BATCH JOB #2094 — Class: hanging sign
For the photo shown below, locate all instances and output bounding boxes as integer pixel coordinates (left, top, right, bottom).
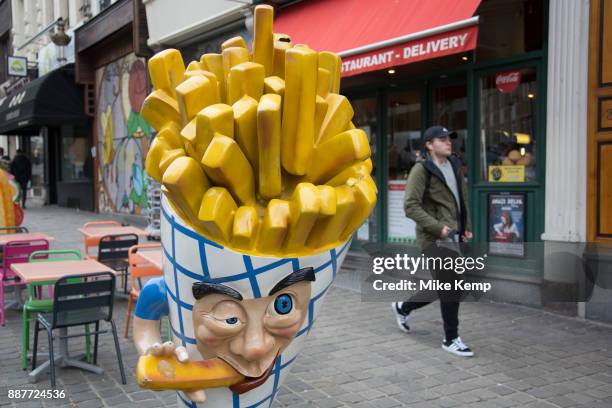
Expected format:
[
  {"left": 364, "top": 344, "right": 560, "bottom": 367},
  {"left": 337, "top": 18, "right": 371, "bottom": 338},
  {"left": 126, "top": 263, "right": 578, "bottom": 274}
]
[{"left": 495, "top": 71, "right": 521, "bottom": 93}]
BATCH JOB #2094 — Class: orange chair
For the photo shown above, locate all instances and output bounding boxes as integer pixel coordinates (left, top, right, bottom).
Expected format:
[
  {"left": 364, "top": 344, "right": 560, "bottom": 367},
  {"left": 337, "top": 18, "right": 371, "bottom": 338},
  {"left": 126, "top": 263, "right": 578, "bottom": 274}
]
[
  {"left": 82, "top": 221, "right": 121, "bottom": 259},
  {"left": 124, "top": 243, "right": 162, "bottom": 338}
]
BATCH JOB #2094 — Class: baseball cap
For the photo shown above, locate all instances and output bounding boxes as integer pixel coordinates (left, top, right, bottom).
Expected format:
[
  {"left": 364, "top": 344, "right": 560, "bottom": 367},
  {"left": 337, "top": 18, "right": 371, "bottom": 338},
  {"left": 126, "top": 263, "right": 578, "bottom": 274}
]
[{"left": 422, "top": 126, "right": 458, "bottom": 143}]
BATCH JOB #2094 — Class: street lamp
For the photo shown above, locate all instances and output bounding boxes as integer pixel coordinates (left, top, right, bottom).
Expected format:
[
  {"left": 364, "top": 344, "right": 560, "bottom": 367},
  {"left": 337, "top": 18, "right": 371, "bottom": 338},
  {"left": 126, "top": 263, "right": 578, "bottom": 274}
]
[{"left": 49, "top": 18, "right": 71, "bottom": 64}]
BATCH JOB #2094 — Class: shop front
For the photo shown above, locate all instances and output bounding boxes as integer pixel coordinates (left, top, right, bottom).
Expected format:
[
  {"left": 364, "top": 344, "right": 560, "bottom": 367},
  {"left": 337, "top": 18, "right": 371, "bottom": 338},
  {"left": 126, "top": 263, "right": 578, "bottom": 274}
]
[
  {"left": 275, "top": 0, "right": 548, "bottom": 293},
  {"left": 75, "top": 0, "right": 153, "bottom": 216},
  {"left": 0, "top": 65, "right": 92, "bottom": 210}
]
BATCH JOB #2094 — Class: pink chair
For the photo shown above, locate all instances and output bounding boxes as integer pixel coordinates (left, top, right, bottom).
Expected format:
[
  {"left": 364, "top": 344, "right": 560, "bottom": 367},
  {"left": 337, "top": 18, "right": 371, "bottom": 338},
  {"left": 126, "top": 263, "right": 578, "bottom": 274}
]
[{"left": 1, "top": 239, "right": 49, "bottom": 325}]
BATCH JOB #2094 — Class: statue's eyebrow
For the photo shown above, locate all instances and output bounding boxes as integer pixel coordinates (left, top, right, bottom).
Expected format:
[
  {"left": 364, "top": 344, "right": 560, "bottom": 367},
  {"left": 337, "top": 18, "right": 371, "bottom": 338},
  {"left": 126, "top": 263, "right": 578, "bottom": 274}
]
[
  {"left": 192, "top": 282, "right": 243, "bottom": 301},
  {"left": 268, "top": 267, "right": 315, "bottom": 296}
]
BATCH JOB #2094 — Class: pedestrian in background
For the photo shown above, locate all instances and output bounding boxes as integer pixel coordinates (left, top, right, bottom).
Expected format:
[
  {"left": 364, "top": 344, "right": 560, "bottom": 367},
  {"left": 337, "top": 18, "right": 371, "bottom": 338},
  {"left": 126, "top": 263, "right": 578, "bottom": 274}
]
[
  {"left": 391, "top": 126, "right": 474, "bottom": 357},
  {"left": 10, "top": 149, "right": 32, "bottom": 209}
]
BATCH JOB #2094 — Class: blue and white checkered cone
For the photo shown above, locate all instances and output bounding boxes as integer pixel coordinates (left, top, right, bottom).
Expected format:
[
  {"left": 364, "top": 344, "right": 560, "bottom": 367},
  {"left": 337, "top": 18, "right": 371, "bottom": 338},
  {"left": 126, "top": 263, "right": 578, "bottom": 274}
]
[{"left": 160, "top": 195, "right": 350, "bottom": 408}]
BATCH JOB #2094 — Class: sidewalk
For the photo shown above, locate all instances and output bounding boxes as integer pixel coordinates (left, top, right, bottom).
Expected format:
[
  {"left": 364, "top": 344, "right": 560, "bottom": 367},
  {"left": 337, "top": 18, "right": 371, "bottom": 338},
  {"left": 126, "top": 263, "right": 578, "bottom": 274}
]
[{"left": 0, "top": 206, "right": 611, "bottom": 407}]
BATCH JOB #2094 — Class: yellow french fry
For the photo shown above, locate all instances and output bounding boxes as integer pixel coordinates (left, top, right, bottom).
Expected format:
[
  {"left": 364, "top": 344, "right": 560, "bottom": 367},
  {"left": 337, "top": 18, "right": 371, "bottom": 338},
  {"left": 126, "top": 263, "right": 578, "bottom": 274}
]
[
  {"left": 317, "top": 68, "right": 331, "bottom": 98},
  {"left": 140, "top": 89, "right": 181, "bottom": 132},
  {"left": 232, "top": 206, "right": 259, "bottom": 250},
  {"left": 183, "top": 70, "right": 221, "bottom": 99},
  {"left": 281, "top": 47, "right": 317, "bottom": 175},
  {"left": 263, "top": 76, "right": 285, "bottom": 99},
  {"left": 308, "top": 185, "right": 354, "bottom": 248},
  {"left": 273, "top": 33, "right": 292, "bottom": 78},
  {"left": 318, "top": 51, "right": 341, "bottom": 94},
  {"left": 156, "top": 122, "right": 183, "bottom": 150},
  {"left": 252, "top": 5, "right": 274, "bottom": 76},
  {"left": 159, "top": 148, "right": 186, "bottom": 177},
  {"left": 200, "top": 53, "right": 226, "bottom": 103},
  {"left": 317, "top": 94, "right": 354, "bottom": 144},
  {"left": 175, "top": 76, "right": 219, "bottom": 126},
  {"left": 222, "top": 36, "right": 248, "bottom": 50},
  {"left": 306, "top": 129, "right": 371, "bottom": 184},
  {"left": 198, "top": 187, "right": 237, "bottom": 242},
  {"left": 285, "top": 183, "right": 320, "bottom": 252},
  {"left": 145, "top": 137, "right": 171, "bottom": 183},
  {"left": 227, "top": 62, "right": 265, "bottom": 105},
  {"left": 195, "top": 103, "right": 235, "bottom": 157},
  {"left": 346, "top": 121, "right": 356, "bottom": 130},
  {"left": 222, "top": 47, "right": 249, "bottom": 84},
  {"left": 148, "top": 49, "right": 185, "bottom": 98},
  {"left": 314, "top": 96, "right": 328, "bottom": 140},
  {"left": 180, "top": 118, "right": 198, "bottom": 157},
  {"left": 325, "top": 160, "right": 371, "bottom": 187},
  {"left": 341, "top": 176, "right": 377, "bottom": 239},
  {"left": 186, "top": 61, "right": 205, "bottom": 72},
  {"left": 232, "top": 96, "right": 259, "bottom": 169},
  {"left": 201, "top": 135, "right": 256, "bottom": 206},
  {"left": 162, "top": 156, "right": 211, "bottom": 227},
  {"left": 257, "top": 199, "right": 290, "bottom": 253},
  {"left": 257, "top": 94, "right": 282, "bottom": 200}
]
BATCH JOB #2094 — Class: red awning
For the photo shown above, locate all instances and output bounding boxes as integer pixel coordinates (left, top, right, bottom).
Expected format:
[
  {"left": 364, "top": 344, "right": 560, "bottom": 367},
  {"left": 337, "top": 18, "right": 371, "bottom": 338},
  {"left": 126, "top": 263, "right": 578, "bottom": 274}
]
[{"left": 274, "top": 0, "right": 482, "bottom": 77}]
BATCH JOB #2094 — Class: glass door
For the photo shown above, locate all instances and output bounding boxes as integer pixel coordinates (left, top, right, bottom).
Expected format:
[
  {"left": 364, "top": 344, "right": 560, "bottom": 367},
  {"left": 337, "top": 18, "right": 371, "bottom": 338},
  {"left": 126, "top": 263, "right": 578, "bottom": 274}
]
[{"left": 386, "top": 89, "right": 422, "bottom": 243}]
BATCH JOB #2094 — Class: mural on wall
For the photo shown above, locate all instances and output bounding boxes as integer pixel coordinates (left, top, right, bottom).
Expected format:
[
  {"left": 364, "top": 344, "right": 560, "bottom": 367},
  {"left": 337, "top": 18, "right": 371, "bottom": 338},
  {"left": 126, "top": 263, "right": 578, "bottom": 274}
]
[{"left": 96, "top": 53, "right": 152, "bottom": 214}]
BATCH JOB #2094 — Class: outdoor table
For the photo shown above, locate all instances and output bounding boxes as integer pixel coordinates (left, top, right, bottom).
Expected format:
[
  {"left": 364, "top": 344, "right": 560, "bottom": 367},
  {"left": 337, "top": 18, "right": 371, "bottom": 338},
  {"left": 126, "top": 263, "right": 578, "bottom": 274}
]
[
  {"left": 0, "top": 233, "right": 54, "bottom": 245},
  {"left": 78, "top": 225, "right": 147, "bottom": 245},
  {"left": 138, "top": 249, "right": 163, "bottom": 270},
  {"left": 10, "top": 260, "right": 115, "bottom": 383}
]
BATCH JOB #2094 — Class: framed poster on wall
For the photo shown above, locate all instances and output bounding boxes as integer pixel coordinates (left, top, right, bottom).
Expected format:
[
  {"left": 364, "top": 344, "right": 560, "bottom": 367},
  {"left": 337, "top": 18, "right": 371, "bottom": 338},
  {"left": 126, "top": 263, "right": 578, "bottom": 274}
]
[{"left": 488, "top": 192, "right": 525, "bottom": 257}]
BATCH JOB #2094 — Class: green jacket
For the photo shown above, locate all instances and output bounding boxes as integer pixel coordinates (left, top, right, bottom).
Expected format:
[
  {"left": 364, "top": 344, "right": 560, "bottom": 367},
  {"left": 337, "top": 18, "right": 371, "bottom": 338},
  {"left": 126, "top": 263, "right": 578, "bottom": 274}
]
[{"left": 404, "top": 155, "right": 471, "bottom": 250}]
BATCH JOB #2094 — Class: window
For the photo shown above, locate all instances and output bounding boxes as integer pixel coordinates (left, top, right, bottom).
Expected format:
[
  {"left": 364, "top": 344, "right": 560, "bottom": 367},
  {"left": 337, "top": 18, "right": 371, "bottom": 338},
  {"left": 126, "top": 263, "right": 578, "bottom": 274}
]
[
  {"left": 479, "top": 66, "right": 537, "bottom": 182},
  {"left": 60, "top": 127, "right": 90, "bottom": 181}
]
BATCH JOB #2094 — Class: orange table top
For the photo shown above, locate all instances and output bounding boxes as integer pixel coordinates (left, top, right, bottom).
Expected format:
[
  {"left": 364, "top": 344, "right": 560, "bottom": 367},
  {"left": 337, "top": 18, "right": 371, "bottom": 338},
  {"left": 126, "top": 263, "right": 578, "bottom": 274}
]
[
  {"left": 0, "top": 232, "right": 54, "bottom": 245},
  {"left": 78, "top": 226, "right": 147, "bottom": 240},
  {"left": 138, "top": 250, "right": 163, "bottom": 270},
  {"left": 10, "top": 259, "right": 116, "bottom": 284}
]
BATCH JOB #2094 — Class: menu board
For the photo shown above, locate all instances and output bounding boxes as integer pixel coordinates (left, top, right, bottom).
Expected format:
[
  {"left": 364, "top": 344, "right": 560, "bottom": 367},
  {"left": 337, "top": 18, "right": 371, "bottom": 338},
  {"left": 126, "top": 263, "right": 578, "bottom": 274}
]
[{"left": 387, "top": 180, "right": 416, "bottom": 243}]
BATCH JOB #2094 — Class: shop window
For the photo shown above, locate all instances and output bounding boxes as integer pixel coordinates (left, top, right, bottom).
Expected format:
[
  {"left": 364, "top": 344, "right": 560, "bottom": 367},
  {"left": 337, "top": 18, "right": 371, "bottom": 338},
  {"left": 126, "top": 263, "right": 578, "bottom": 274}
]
[
  {"left": 387, "top": 90, "right": 421, "bottom": 243},
  {"left": 351, "top": 96, "right": 378, "bottom": 242},
  {"left": 475, "top": 0, "right": 545, "bottom": 62},
  {"left": 479, "top": 67, "right": 537, "bottom": 182},
  {"left": 61, "top": 127, "right": 90, "bottom": 181},
  {"left": 432, "top": 82, "right": 468, "bottom": 177}
]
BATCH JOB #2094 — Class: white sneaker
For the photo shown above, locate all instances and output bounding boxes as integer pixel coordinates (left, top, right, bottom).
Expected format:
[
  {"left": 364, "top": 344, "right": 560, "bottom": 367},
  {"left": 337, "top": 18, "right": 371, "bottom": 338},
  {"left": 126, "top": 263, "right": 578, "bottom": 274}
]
[
  {"left": 442, "top": 336, "right": 474, "bottom": 357},
  {"left": 391, "top": 302, "right": 410, "bottom": 333}
]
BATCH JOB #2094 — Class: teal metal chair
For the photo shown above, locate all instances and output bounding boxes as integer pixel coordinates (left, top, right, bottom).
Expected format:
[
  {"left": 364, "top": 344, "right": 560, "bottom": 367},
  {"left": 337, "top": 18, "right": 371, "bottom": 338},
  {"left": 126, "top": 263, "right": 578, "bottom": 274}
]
[{"left": 21, "top": 250, "right": 91, "bottom": 369}]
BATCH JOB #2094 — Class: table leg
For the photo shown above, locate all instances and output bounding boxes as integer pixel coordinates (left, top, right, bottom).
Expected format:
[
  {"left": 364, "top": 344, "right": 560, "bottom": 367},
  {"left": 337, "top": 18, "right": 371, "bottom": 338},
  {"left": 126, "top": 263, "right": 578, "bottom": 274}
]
[{"left": 58, "top": 328, "right": 104, "bottom": 374}]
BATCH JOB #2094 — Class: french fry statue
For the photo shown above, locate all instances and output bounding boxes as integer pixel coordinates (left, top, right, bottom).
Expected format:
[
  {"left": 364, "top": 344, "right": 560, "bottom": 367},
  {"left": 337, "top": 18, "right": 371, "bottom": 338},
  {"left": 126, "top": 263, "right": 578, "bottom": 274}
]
[{"left": 134, "top": 5, "right": 377, "bottom": 407}]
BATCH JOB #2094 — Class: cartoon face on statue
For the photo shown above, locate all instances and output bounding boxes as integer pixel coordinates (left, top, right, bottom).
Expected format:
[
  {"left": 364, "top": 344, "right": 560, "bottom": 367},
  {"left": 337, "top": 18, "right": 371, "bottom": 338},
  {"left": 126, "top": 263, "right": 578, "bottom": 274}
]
[{"left": 133, "top": 4, "right": 376, "bottom": 408}]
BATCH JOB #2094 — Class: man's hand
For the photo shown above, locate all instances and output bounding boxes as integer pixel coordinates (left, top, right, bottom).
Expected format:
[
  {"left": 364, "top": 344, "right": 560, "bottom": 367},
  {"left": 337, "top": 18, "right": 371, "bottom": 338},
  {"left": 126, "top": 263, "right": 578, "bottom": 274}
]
[
  {"left": 462, "top": 230, "right": 473, "bottom": 241},
  {"left": 146, "top": 341, "right": 207, "bottom": 403},
  {"left": 440, "top": 225, "right": 451, "bottom": 238}
]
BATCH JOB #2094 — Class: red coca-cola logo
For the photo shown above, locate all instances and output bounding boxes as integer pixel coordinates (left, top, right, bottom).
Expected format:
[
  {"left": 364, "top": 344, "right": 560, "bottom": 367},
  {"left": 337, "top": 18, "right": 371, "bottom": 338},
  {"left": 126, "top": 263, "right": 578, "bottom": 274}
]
[{"left": 495, "top": 71, "right": 521, "bottom": 93}]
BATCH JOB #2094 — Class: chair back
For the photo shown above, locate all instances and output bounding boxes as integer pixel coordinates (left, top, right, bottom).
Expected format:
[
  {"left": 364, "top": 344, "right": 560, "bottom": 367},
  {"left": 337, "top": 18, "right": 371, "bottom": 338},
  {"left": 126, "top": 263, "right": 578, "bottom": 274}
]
[
  {"left": 128, "top": 244, "right": 162, "bottom": 290},
  {"left": 98, "top": 234, "right": 139, "bottom": 263},
  {"left": 82, "top": 221, "right": 121, "bottom": 257},
  {"left": 0, "top": 226, "right": 29, "bottom": 234},
  {"left": 2, "top": 239, "right": 49, "bottom": 281},
  {"left": 52, "top": 272, "right": 115, "bottom": 328},
  {"left": 29, "top": 249, "right": 83, "bottom": 263}
]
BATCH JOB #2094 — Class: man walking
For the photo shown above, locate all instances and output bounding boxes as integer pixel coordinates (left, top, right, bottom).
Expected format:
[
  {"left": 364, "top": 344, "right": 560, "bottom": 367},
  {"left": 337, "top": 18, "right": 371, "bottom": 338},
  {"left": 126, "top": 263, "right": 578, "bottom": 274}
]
[
  {"left": 391, "top": 126, "right": 474, "bottom": 357},
  {"left": 10, "top": 149, "right": 32, "bottom": 209}
]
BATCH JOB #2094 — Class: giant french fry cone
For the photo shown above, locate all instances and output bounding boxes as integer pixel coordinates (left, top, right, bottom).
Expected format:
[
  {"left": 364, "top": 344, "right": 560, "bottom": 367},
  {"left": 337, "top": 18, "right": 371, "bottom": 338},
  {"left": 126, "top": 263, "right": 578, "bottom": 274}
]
[{"left": 137, "top": 5, "right": 376, "bottom": 408}]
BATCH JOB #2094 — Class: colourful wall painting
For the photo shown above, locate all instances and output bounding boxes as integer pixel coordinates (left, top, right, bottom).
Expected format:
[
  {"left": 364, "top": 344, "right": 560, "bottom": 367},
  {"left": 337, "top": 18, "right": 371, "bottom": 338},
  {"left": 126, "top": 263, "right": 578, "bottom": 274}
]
[{"left": 96, "top": 53, "right": 152, "bottom": 214}]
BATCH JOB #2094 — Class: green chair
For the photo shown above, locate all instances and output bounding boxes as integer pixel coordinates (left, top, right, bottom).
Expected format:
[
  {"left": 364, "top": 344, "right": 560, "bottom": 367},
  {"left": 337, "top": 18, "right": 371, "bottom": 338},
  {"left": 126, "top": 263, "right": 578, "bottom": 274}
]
[{"left": 22, "top": 250, "right": 91, "bottom": 369}]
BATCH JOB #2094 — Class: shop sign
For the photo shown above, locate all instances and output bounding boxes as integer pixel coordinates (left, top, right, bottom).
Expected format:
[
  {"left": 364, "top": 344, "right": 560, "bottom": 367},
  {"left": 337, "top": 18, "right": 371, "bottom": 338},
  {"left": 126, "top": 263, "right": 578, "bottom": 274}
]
[
  {"left": 387, "top": 179, "right": 416, "bottom": 243},
  {"left": 7, "top": 56, "right": 27, "bottom": 77},
  {"left": 488, "top": 193, "right": 525, "bottom": 257},
  {"left": 488, "top": 165, "right": 525, "bottom": 182},
  {"left": 495, "top": 71, "right": 521, "bottom": 93},
  {"left": 340, "top": 24, "right": 478, "bottom": 77}
]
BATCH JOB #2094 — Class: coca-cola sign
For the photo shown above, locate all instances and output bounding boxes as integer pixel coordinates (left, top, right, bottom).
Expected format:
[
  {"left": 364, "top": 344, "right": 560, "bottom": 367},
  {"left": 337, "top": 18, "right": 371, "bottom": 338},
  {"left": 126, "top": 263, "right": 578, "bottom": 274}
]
[{"left": 495, "top": 71, "right": 521, "bottom": 93}]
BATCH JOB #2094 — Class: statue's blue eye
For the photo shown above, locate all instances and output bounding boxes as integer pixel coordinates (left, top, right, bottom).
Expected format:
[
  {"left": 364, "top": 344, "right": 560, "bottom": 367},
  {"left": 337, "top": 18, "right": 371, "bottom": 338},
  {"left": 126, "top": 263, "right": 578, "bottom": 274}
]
[
  {"left": 226, "top": 317, "right": 238, "bottom": 325},
  {"left": 274, "top": 294, "right": 293, "bottom": 315}
]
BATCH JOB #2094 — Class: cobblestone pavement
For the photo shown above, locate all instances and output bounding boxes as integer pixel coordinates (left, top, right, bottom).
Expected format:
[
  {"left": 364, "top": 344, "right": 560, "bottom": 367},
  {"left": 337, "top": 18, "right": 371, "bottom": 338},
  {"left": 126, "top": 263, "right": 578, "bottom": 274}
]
[{"left": 1, "top": 206, "right": 611, "bottom": 407}]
